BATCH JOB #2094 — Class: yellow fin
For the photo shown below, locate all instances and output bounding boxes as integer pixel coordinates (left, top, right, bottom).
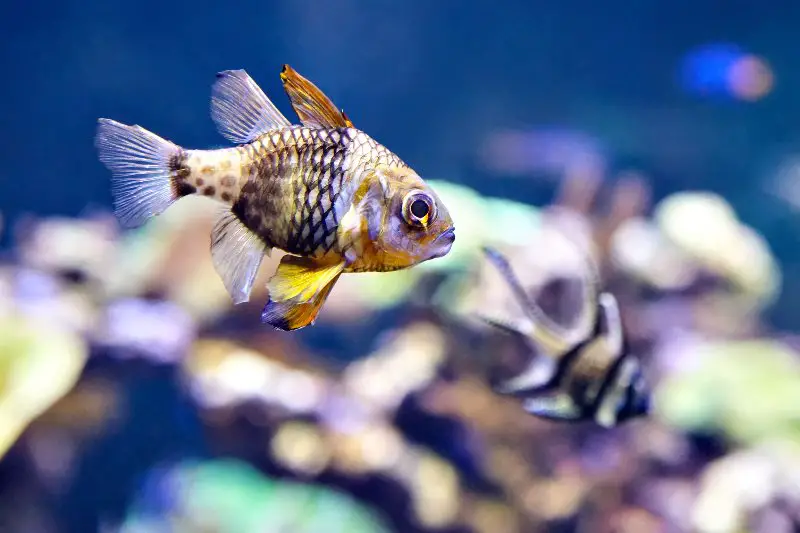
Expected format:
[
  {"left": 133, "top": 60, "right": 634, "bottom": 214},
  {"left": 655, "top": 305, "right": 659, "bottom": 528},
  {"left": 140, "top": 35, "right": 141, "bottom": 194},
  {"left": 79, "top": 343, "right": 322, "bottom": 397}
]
[
  {"left": 261, "top": 272, "right": 341, "bottom": 331},
  {"left": 266, "top": 255, "right": 345, "bottom": 303},
  {"left": 280, "top": 64, "right": 353, "bottom": 128}
]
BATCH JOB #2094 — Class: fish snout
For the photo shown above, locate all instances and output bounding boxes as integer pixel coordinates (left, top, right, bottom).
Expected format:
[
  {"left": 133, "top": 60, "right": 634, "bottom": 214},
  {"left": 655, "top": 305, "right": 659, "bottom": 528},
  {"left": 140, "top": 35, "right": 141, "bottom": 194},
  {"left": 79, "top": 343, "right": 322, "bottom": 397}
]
[
  {"left": 439, "top": 227, "right": 456, "bottom": 245},
  {"left": 429, "top": 227, "right": 455, "bottom": 259}
]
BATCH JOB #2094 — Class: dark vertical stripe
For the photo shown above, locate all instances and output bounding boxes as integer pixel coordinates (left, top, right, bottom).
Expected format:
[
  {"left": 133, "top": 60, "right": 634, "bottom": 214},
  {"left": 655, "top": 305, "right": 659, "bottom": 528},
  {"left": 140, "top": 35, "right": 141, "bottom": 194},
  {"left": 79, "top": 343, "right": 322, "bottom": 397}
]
[{"left": 587, "top": 348, "right": 629, "bottom": 416}]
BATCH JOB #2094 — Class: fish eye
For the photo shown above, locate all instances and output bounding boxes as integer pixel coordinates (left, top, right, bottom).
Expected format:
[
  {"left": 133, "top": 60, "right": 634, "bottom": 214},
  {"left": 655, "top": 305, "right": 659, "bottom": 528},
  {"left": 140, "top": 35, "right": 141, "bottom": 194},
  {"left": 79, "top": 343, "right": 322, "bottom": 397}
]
[
  {"left": 402, "top": 191, "right": 436, "bottom": 228},
  {"left": 411, "top": 198, "right": 429, "bottom": 218}
]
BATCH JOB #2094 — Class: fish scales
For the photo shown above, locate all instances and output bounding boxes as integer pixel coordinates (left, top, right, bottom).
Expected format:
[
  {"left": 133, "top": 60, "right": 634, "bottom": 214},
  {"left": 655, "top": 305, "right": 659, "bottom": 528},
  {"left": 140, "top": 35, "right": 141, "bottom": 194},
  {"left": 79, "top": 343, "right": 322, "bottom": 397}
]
[
  {"left": 225, "top": 125, "right": 405, "bottom": 258},
  {"left": 220, "top": 125, "right": 346, "bottom": 258},
  {"left": 293, "top": 130, "right": 343, "bottom": 256}
]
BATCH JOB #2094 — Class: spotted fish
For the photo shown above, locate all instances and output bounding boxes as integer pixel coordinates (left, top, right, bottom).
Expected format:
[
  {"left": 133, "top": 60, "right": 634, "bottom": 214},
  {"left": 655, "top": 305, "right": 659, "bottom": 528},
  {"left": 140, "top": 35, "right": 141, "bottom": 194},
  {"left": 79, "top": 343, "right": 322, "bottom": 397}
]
[{"left": 95, "top": 65, "right": 455, "bottom": 330}]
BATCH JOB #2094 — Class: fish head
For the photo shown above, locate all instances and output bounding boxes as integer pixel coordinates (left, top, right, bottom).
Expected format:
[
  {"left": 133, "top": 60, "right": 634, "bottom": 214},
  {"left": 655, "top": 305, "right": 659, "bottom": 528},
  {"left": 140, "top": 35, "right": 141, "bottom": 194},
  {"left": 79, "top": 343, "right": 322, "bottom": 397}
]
[{"left": 363, "top": 167, "right": 455, "bottom": 267}]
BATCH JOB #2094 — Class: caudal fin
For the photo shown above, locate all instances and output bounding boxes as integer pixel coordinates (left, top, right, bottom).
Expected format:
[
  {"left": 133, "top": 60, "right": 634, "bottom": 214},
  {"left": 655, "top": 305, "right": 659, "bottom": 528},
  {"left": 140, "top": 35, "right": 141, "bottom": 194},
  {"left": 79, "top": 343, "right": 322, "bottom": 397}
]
[{"left": 95, "top": 118, "right": 187, "bottom": 228}]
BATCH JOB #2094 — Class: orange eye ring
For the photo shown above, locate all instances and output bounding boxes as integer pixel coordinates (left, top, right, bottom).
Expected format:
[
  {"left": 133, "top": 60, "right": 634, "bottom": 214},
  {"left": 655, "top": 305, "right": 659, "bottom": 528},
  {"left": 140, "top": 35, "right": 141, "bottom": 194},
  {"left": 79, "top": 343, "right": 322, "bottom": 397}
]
[{"left": 402, "top": 191, "right": 436, "bottom": 228}]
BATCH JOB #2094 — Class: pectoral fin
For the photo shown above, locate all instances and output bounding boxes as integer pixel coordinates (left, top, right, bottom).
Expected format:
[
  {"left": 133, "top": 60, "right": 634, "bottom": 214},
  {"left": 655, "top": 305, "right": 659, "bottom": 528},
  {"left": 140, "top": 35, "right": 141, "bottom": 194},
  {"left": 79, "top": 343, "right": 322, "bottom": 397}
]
[
  {"left": 339, "top": 176, "right": 385, "bottom": 261},
  {"left": 262, "top": 272, "right": 342, "bottom": 331}
]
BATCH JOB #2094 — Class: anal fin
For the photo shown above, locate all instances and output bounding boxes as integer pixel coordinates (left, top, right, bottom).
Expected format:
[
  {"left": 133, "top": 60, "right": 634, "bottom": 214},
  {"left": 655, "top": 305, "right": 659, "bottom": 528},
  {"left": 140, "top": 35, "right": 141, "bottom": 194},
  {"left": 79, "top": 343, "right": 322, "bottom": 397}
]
[
  {"left": 261, "top": 273, "right": 341, "bottom": 331},
  {"left": 211, "top": 209, "right": 269, "bottom": 304},
  {"left": 522, "top": 392, "right": 583, "bottom": 422},
  {"left": 260, "top": 255, "right": 346, "bottom": 331}
]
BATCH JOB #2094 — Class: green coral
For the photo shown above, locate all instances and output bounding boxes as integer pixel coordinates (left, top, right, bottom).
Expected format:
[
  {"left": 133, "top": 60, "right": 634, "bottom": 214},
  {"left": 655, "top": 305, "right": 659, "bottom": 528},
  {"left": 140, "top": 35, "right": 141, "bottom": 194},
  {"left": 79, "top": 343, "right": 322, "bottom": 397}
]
[
  {"left": 0, "top": 315, "right": 87, "bottom": 459},
  {"left": 657, "top": 340, "right": 800, "bottom": 445},
  {"left": 120, "top": 459, "right": 391, "bottom": 533}
]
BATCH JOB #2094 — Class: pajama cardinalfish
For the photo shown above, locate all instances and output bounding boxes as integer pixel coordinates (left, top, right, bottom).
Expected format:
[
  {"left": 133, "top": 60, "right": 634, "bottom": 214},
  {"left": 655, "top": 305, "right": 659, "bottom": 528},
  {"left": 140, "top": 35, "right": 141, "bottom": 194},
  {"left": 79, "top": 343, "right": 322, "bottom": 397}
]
[{"left": 95, "top": 65, "right": 455, "bottom": 330}]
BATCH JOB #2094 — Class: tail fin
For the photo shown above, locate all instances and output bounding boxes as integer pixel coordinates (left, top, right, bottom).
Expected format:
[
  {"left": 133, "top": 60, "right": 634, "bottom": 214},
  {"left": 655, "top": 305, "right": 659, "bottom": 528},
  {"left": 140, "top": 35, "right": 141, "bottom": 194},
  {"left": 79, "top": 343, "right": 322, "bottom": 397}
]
[{"left": 95, "top": 118, "right": 188, "bottom": 228}]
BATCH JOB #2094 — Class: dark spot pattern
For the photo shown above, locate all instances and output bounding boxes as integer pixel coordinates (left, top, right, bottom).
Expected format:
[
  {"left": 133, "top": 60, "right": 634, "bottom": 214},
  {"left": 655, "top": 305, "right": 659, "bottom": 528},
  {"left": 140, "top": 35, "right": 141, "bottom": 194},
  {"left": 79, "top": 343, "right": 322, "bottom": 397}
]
[
  {"left": 174, "top": 181, "right": 196, "bottom": 197},
  {"left": 168, "top": 150, "right": 195, "bottom": 197},
  {"left": 167, "top": 152, "right": 187, "bottom": 174},
  {"left": 234, "top": 177, "right": 274, "bottom": 247},
  {"left": 248, "top": 212, "right": 263, "bottom": 232},
  {"left": 203, "top": 186, "right": 216, "bottom": 196},
  {"left": 196, "top": 177, "right": 205, "bottom": 186},
  {"left": 221, "top": 192, "right": 231, "bottom": 202}
]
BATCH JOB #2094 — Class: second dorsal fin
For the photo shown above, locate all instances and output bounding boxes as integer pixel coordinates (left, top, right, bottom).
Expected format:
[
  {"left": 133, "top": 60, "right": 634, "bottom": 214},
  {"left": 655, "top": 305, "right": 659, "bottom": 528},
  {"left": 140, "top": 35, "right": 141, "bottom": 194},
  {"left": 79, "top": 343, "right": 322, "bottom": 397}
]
[
  {"left": 340, "top": 109, "right": 354, "bottom": 128},
  {"left": 280, "top": 64, "right": 353, "bottom": 129},
  {"left": 211, "top": 69, "right": 291, "bottom": 145}
]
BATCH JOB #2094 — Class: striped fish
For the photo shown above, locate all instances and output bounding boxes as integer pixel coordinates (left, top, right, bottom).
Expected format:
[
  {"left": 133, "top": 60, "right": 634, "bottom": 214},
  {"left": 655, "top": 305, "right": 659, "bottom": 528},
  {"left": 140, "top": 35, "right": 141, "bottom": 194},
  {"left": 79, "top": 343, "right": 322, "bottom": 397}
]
[{"left": 478, "top": 238, "right": 650, "bottom": 428}]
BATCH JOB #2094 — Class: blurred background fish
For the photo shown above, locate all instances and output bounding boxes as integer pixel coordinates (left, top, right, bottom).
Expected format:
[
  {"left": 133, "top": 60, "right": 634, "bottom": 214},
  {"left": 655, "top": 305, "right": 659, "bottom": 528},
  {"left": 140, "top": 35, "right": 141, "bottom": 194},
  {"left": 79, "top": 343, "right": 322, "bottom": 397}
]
[
  {"left": 3, "top": 2, "right": 800, "bottom": 533},
  {"left": 478, "top": 232, "right": 650, "bottom": 428}
]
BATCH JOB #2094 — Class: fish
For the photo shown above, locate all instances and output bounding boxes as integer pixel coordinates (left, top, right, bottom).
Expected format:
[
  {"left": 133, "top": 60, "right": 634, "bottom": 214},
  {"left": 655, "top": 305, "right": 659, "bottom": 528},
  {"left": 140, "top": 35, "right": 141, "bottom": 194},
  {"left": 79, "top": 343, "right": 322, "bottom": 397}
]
[
  {"left": 95, "top": 65, "right": 456, "bottom": 331},
  {"left": 477, "top": 242, "right": 650, "bottom": 428}
]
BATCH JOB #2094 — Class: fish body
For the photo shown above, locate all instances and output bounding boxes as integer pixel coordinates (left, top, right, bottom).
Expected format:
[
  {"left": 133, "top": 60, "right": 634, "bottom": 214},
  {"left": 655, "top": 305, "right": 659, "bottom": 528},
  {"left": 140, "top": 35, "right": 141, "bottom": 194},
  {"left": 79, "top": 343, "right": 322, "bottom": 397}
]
[
  {"left": 479, "top": 245, "right": 650, "bottom": 428},
  {"left": 171, "top": 125, "right": 403, "bottom": 262},
  {"left": 96, "top": 66, "right": 455, "bottom": 330}
]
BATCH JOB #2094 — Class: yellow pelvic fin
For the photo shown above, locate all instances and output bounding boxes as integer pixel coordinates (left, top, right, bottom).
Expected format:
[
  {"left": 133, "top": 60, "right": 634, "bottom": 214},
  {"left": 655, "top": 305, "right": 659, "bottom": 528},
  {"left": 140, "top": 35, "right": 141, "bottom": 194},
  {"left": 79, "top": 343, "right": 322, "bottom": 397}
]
[
  {"left": 261, "top": 273, "right": 342, "bottom": 331},
  {"left": 266, "top": 255, "right": 345, "bottom": 303},
  {"left": 280, "top": 64, "right": 353, "bottom": 129}
]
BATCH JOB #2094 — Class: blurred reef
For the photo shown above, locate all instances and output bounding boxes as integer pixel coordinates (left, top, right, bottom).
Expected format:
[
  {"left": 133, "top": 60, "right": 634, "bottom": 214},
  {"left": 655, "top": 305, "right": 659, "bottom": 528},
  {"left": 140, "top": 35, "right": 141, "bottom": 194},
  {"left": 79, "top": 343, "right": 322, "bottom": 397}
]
[
  {"left": 4, "top": 3, "right": 800, "bottom": 530},
  {"left": 0, "top": 171, "right": 798, "bottom": 533}
]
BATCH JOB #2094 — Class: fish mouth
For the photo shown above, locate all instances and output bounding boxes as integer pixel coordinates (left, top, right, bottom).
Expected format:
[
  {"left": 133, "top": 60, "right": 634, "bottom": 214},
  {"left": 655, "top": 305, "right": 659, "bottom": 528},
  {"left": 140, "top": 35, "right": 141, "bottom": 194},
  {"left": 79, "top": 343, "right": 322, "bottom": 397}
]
[{"left": 429, "top": 227, "right": 455, "bottom": 259}]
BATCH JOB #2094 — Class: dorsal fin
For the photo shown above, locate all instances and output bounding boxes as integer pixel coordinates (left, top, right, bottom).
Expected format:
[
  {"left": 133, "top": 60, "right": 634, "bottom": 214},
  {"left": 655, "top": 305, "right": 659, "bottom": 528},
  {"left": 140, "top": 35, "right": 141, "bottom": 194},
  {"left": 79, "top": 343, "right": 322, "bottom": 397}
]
[
  {"left": 481, "top": 218, "right": 601, "bottom": 355},
  {"left": 211, "top": 69, "right": 291, "bottom": 145},
  {"left": 279, "top": 64, "right": 353, "bottom": 128},
  {"left": 341, "top": 109, "right": 354, "bottom": 128},
  {"left": 597, "top": 292, "right": 623, "bottom": 356},
  {"left": 482, "top": 247, "right": 575, "bottom": 355}
]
